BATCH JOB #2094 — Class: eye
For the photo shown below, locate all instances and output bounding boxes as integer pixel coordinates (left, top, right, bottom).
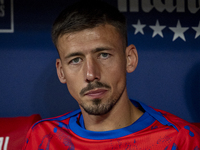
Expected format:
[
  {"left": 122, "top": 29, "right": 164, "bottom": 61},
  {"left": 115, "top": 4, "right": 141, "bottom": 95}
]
[
  {"left": 69, "top": 57, "right": 82, "bottom": 64},
  {"left": 99, "top": 53, "right": 110, "bottom": 59}
]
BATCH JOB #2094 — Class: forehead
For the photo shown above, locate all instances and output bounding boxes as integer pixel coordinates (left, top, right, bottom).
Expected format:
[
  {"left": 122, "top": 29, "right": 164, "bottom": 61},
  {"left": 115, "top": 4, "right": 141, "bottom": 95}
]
[{"left": 57, "top": 24, "right": 124, "bottom": 55}]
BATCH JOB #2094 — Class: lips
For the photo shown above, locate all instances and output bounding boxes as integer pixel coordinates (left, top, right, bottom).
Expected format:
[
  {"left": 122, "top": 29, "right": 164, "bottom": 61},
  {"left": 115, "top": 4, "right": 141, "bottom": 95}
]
[{"left": 84, "top": 89, "right": 108, "bottom": 99}]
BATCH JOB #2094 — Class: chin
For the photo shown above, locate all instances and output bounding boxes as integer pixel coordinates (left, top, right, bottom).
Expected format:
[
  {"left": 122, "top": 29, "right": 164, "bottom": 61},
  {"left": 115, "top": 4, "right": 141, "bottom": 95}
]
[{"left": 80, "top": 98, "right": 118, "bottom": 115}]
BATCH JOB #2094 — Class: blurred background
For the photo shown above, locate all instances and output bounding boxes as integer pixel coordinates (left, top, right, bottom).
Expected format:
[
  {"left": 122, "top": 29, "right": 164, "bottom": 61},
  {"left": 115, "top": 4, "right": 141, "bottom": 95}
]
[{"left": 0, "top": 0, "right": 200, "bottom": 122}]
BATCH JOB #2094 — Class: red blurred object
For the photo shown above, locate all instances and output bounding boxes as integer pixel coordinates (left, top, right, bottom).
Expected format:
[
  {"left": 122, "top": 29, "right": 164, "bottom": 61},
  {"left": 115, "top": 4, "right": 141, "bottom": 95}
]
[{"left": 0, "top": 114, "right": 41, "bottom": 150}]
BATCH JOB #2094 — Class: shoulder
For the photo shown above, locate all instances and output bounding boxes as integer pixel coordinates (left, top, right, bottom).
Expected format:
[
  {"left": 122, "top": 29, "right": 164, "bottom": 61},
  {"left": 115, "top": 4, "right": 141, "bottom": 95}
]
[
  {"left": 155, "top": 108, "right": 199, "bottom": 131},
  {"left": 155, "top": 108, "right": 200, "bottom": 144},
  {"left": 26, "top": 110, "right": 80, "bottom": 140},
  {"left": 32, "top": 109, "right": 81, "bottom": 130},
  {"left": 152, "top": 108, "right": 200, "bottom": 148},
  {"left": 132, "top": 99, "right": 200, "bottom": 133},
  {"left": 23, "top": 109, "right": 81, "bottom": 149}
]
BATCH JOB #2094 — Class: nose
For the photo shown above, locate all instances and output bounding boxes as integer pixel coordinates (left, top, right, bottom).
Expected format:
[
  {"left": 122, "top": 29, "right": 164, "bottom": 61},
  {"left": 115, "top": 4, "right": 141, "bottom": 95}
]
[{"left": 84, "top": 57, "right": 100, "bottom": 82}]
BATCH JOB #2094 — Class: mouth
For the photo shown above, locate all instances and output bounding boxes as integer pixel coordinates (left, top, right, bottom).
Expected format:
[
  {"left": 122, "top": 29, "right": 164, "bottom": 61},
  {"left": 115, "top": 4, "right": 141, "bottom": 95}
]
[{"left": 84, "top": 89, "right": 108, "bottom": 99}]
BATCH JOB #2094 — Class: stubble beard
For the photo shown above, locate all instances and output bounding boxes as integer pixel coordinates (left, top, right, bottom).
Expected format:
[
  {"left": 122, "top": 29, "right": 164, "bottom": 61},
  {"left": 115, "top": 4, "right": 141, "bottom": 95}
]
[
  {"left": 79, "top": 80, "right": 126, "bottom": 116},
  {"left": 80, "top": 98, "right": 118, "bottom": 115},
  {"left": 80, "top": 86, "right": 126, "bottom": 116}
]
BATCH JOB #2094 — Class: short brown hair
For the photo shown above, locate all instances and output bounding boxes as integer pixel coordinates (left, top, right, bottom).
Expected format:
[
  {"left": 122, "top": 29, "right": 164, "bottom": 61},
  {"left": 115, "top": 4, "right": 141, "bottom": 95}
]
[{"left": 51, "top": 0, "right": 127, "bottom": 48}]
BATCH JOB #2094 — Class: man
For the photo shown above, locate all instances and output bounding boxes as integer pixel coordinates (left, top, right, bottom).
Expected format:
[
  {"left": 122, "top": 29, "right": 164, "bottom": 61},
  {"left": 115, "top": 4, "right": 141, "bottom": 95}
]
[{"left": 23, "top": 0, "right": 200, "bottom": 149}]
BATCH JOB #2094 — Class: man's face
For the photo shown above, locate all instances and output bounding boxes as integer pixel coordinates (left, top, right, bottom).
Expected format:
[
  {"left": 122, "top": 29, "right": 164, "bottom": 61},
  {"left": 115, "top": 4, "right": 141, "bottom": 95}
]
[{"left": 56, "top": 24, "right": 131, "bottom": 115}]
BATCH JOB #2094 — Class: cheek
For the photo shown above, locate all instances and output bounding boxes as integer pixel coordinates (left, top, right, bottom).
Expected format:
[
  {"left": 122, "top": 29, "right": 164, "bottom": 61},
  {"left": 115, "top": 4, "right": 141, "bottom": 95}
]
[
  {"left": 107, "top": 56, "right": 126, "bottom": 76},
  {"left": 64, "top": 72, "right": 83, "bottom": 99},
  {"left": 102, "top": 54, "right": 126, "bottom": 71},
  {"left": 104, "top": 60, "right": 127, "bottom": 87}
]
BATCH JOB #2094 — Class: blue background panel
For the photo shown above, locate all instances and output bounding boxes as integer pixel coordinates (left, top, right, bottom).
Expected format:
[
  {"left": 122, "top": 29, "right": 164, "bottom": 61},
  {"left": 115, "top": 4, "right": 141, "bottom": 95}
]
[{"left": 0, "top": 0, "right": 200, "bottom": 122}]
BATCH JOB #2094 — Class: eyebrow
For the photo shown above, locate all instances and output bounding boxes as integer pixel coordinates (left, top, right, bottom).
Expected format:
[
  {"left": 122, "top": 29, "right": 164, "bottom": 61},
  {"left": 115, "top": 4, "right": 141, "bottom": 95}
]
[
  {"left": 92, "top": 47, "right": 112, "bottom": 53},
  {"left": 64, "top": 52, "right": 84, "bottom": 59},
  {"left": 64, "top": 46, "right": 113, "bottom": 59}
]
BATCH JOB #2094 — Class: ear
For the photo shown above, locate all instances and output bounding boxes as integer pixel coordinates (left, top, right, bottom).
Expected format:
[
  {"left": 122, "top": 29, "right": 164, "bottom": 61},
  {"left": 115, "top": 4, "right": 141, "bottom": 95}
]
[
  {"left": 56, "top": 59, "right": 66, "bottom": 84},
  {"left": 126, "top": 44, "right": 138, "bottom": 73}
]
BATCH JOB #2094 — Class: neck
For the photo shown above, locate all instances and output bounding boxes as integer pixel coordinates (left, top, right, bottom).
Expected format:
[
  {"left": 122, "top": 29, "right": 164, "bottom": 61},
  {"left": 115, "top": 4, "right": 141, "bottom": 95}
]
[{"left": 80, "top": 91, "right": 144, "bottom": 131}]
